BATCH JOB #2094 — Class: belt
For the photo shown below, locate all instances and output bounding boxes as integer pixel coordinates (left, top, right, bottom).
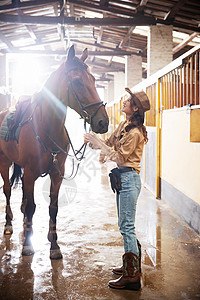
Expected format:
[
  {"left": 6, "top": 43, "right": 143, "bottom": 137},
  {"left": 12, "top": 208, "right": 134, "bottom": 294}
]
[{"left": 119, "top": 167, "right": 135, "bottom": 173}]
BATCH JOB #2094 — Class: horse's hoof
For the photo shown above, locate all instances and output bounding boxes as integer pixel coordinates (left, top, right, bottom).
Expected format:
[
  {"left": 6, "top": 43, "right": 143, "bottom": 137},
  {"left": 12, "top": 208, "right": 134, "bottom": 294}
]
[
  {"left": 50, "top": 249, "right": 63, "bottom": 260},
  {"left": 22, "top": 245, "right": 34, "bottom": 256},
  {"left": 4, "top": 225, "right": 13, "bottom": 235}
]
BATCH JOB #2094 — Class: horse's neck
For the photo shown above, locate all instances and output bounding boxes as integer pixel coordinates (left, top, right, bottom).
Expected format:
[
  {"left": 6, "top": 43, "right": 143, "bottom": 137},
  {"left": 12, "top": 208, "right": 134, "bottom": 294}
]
[{"left": 40, "top": 66, "right": 68, "bottom": 136}]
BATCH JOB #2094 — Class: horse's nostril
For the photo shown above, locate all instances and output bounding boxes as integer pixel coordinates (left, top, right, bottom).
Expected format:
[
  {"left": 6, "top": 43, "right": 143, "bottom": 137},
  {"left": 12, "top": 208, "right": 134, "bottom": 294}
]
[{"left": 99, "top": 120, "right": 104, "bottom": 128}]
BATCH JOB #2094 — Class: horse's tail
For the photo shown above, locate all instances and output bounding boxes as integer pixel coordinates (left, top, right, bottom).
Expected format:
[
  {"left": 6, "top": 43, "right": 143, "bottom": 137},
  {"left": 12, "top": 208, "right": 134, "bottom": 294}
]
[{"left": 10, "top": 163, "right": 23, "bottom": 188}]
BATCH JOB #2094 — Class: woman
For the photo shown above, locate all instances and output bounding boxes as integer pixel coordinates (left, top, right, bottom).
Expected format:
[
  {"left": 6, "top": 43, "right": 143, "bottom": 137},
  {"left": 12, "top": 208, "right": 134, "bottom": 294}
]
[{"left": 84, "top": 88, "right": 150, "bottom": 290}]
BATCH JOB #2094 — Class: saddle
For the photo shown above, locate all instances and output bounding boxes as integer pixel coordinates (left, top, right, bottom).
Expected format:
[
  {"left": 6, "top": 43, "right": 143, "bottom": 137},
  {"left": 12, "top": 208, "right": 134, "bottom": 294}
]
[{"left": 0, "top": 96, "right": 32, "bottom": 142}]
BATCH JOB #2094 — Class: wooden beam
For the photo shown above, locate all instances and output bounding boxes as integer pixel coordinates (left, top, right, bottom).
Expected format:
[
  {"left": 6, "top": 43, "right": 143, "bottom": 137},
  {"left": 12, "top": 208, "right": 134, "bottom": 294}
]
[
  {"left": 87, "top": 59, "right": 124, "bottom": 71},
  {"left": 0, "top": 0, "right": 60, "bottom": 12},
  {"left": 109, "top": 25, "right": 136, "bottom": 66},
  {"left": 100, "top": 0, "right": 109, "bottom": 6},
  {"left": 0, "top": 13, "right": 199, "bottom": 33},
  {"left": 97, "top": 27, "right": 104, "bottom": 44},
  {"left": 68, "top": 0, "right": 137, "bottom": 18},
  {"left": 173, "top": 32, "right": 199, "bottom": 54},
  {"left": 119, "top": 26, "right": 136, "bottom": 48},
  {"left": 19, "top": 39, "right": 61, "bottom": 49},
  {"left": 19, "top": 10, "right": 37, "bottom": 41},
  {"left": 164, "top": 0, "right": 188, "bottom": 21},
  {"left": 0, "top": 14, "right": 156, "bottom": 26},
  {"left": 96, "top": 78, "right": 111, "bottom": 82},
  {"left": 70, "top": 39, "right": 141, "bottom": 54},
  {"left": 139, "top": 0, "right": 149, "bottom": 5},
  {"left": 69, "top": 3, "right": 75, "bottom": 16},
  {"left": 92, "top": 67, "right": 124, "bottom": 73},
  {"left": 0, "top": 32, "right": 15, "bottom": 51},
  {"left": 0, "top": 49, "right": 134, "bottom": 56},
  {"left": 136, "top": 0, "right": 149, "bottom": 13}
]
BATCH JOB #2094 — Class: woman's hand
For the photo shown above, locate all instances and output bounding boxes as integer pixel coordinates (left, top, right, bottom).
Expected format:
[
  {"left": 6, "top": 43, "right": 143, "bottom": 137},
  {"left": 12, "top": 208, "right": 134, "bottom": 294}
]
[{"left": 84, "top": 132, "right": 103, "bottom": 150}]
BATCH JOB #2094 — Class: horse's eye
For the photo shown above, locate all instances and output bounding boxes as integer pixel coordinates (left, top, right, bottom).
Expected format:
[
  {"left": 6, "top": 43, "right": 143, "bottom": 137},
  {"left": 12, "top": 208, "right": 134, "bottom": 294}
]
[{"left": 73, "top": 78, "right": 83, "bottom": 87}]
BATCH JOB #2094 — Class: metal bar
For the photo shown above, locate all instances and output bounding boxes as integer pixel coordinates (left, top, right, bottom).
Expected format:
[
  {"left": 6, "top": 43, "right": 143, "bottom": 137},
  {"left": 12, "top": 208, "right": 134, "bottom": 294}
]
[
  {"left": 174, "top": 69, "right": 177, "bottom": 108},
  {"left": 156, "top": 79, "right": 161, "bottom": 199},
  {"left": 183, "top": 64, "right": 186, "bottom": 106},
  {"left": 169, "top": 73, "right": 172, "bottom": 109},
  {"left": 166, "top": 74, "right": 169, "bottom": 110},
  {"left": 164, "top": 75, "right": 167, "bottom": 110},
  {"left": 199, "top": 51, "right": 200, "bottom": 105},
  {"left": 114, "top": 103, "right": 116, "bottom": 129},
  {"left": 180, "top": 67, "right": 183, "bottom": 107},
  {"left": 171, "top": 71, "right": 173, "bottom": 108},
  {"left": 187, "top": 58, "right": 190, "bottom": 105},
  {"left": 177, "top": 68, "right": 180, "bottom": 108},
  {"left": 161, "top": 77, "right": 164, "bottom": 110},
  {"left": 176, "top": 69, "right": 178, "bottom": 107},
  {"left": 195, "top": 53, "right": 198, "bottom": 105},
  {"left": 191, "top": 55, "right": 194, "bottom": 104}
]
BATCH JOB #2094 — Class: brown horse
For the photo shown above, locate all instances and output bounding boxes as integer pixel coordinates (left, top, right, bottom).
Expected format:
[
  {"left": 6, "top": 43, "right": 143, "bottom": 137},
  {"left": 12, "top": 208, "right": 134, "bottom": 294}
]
[{"left": 0, "top": 45, "right": 109, "bottom": 259}]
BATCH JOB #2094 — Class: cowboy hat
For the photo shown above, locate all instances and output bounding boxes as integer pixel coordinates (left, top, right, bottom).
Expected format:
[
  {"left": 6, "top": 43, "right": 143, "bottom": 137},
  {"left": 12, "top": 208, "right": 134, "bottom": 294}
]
[{"left": 125, "top": 88, "right": 150, "bottom": 115}]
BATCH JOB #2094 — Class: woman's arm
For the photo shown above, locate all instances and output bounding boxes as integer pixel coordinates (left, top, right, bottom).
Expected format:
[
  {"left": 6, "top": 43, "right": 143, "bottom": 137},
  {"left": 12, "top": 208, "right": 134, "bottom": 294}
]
[{"left": 84, "top": 130, "right": 141, "bottom": 165}]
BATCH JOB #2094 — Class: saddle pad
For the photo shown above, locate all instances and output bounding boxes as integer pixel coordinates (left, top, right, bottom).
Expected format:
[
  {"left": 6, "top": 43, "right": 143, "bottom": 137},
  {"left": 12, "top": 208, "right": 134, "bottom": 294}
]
[{"left": 0, "top": 112, "right": 21, "bottom": 142}]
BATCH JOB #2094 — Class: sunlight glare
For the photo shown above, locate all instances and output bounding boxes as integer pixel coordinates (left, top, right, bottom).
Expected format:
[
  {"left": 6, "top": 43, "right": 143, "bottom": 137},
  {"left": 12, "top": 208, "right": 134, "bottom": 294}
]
[{"left": 11, "top": 55, "right": 45, "bottom": 95}]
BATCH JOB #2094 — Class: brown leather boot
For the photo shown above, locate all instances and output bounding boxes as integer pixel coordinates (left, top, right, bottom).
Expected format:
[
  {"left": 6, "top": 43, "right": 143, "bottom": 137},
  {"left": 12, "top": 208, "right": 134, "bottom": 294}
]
[
  {"left": 112, "top": 239, "right": 141, "bottom": 275},
  {"left": 109, "top": 252, "right": 141, "bottom": 290}
]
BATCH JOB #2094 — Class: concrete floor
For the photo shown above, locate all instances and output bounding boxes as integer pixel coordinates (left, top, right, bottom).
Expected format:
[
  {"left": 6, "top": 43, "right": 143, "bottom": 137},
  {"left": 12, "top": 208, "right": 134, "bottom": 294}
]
[{"left": 0, "top": 151, "right": 200, "bottom": 300}]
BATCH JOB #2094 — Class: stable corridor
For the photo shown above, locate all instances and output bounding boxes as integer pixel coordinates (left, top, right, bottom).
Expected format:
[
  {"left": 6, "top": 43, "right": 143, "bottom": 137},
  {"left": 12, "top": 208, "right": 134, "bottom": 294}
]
[{"left": 0, "top": 153, "right": 200, "bottom": 300}]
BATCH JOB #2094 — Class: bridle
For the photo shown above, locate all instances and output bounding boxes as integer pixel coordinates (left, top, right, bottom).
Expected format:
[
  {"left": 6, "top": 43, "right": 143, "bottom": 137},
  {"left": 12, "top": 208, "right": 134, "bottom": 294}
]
[
  {"left": 70, "top": 85, "right": 106, "bottom": 126},
  {"left": 65, "top": 66, "right": 106, "bottom": 128}
]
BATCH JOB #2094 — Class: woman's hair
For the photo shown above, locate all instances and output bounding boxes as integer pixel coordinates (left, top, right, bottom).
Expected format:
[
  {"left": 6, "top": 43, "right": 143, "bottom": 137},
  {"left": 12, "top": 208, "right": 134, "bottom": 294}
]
[{"left": 125, "top": 97, "right": 148, "bottom": 143}]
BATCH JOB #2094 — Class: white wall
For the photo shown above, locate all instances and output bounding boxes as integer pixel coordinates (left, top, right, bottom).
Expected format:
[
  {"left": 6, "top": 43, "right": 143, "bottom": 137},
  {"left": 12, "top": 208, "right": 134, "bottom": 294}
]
[{"left": 161, "top": 107, "right": 200, "bottom": 205}]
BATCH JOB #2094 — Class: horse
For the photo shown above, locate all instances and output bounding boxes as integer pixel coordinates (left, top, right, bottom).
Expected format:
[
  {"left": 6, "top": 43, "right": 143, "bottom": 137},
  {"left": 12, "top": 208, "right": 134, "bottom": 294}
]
[{"left": 0, "top": 45, "right": 109, "bottom": 259}]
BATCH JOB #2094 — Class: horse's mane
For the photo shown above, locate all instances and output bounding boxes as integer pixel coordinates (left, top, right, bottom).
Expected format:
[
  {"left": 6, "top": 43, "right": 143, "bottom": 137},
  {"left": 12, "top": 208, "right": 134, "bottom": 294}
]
[{"left": 44, "top": 63, "right": 65, "bottom": 89}]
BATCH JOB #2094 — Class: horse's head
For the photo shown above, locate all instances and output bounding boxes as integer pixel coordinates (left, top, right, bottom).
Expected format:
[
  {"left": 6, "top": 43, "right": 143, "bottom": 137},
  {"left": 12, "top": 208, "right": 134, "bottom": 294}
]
[{"left": 65, "top": 46, "right": 109, "bottom": 134}]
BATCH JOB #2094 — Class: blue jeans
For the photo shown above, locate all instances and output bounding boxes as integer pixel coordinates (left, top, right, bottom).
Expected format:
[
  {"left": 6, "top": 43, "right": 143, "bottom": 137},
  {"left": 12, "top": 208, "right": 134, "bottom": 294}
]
[{"left": 116, "top": 168, "right": 141, "bottom": 256}]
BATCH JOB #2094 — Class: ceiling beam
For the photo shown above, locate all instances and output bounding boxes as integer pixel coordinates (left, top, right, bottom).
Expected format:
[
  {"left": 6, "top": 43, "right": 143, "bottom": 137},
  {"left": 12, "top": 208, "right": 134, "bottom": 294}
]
[
  {"left": 119, "top": 26, "right": 136, "bottom": 48},
  {"left": 136, "top": 0, "right": 149, "bottom": 13},
  {"left": 92, "top": 67, "right": 124, "bottom": 73},
  {"left": 100, "top": 0, "right": 109, "bottom": 6},
  {"left": 164, "top": 0, "right": 188, "bottom": 21},
  {"left": 0, "top": 14, "right": 199, "bottom": 32},
  {"left": 173, "top": 32, "right": 199, "bottom": 54},
  {"left": 18, "top": 10, "right": 38, "bottom": 41},
  {"left": 70, "top": 39, "right": 142, "bottom": 54},
  {"left": 67, "top": 0, "right": 137, "bottom": 18},
  {"left": 0, "top": 14, "right": 156, "bottom": 26},
  {"left": 96, "top": 78, "right": 111, "bottom": 82},
  {"left": 139, "top": 0, "right": 149, "bottom": 5},
  {"left": 0, "top": 32, "right": 15, "bottom": 51},
  {"left": 108, "top": 25, "right": 137, "bottom": 66},
  {"left": 0, "top": 0, "right": 60, "bottom": 12},
  {"left": 86, "top": 59, "right": 124, "bottom": 70},
  {"left": 0, "top": 49, "right": 134, "bottom": 56}
]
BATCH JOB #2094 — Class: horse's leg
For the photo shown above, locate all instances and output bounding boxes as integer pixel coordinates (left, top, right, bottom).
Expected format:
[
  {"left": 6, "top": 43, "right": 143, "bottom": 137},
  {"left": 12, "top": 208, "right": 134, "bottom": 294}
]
[
  {"left": 21, "top": 176, "right": 26, "bottom": 215},
  {"left": 22, "top": 170, "right": 36, "bottom": 256},
  {"left": 48, "top": 170, "right": 63, "bottom": 260},
  {"left": 0, "top": 162, "right": 13, "bottom": 235},
  {"left": 20, "top": 175, "right": 28, "bottom": 232}
]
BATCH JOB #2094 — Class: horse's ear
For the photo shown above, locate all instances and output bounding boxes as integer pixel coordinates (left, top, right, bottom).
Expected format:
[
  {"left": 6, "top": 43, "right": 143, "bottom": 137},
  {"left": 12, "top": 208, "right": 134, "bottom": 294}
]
[
  {"left": 80, "top": 48, "right": 88, "bottom": 62},
  {"left": 66, "top": 45, "right": 75, "bottom": 63}
]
